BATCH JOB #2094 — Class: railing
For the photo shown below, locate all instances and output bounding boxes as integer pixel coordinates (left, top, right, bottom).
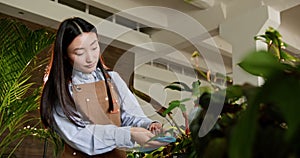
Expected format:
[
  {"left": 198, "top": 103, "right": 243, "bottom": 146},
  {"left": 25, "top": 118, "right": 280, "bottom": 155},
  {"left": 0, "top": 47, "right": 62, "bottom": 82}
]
[{"left": 51, "top": 0, "right": 152, "bottom": 34}]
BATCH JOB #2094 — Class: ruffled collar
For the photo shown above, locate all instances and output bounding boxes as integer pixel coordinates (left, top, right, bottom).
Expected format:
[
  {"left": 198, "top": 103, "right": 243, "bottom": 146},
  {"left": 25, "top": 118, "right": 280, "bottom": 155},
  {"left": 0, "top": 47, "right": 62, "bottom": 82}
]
[{"left": 71, "top": 68, "right": 104, "bottom": 84}]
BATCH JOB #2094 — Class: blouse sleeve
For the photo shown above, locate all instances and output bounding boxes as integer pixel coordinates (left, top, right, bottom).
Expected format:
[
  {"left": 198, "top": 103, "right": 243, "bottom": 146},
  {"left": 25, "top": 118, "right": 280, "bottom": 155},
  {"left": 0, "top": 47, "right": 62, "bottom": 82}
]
[
  {"left": 110, "top": 71, "right": 154, "bottom": 129},
  {"left": 53, "top": 108, "right": 134, "bottom": 155}
]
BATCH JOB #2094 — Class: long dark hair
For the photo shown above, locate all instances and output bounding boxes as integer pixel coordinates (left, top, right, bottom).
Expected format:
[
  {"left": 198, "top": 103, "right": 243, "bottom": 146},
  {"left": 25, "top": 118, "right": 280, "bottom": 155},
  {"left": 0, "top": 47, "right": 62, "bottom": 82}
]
[{"left": 40, "top": 17, "right": 114, "bottom": 128}]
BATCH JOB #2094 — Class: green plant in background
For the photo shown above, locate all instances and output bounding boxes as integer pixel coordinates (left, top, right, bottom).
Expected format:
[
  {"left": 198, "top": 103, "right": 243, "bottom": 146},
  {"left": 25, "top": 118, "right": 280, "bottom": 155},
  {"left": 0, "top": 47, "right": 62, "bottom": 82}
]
[
  {"left": 130, "top": 27, "right": 300, "bottom": 158},
  {"left": 228, "top": 27, "right": 300, "bottom": 158},
  {"left": 0, "top": 18, "right": 59, "bottom": 157},
  {"left": 128, "top": 52, "right": 229, "bottom": 157},
  {"left": 254, "top": 27, "right": 299, "bottom": 63},
  {"left": 191, "top": 27, "right": 300, "bottom": 158}
]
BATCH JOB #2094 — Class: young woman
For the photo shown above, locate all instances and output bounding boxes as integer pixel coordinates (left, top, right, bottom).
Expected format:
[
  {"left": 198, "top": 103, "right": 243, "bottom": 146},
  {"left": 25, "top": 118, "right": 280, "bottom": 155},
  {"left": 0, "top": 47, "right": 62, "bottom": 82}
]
[{"left": 40, "top": 17, "right": 166, "bottom": 157}]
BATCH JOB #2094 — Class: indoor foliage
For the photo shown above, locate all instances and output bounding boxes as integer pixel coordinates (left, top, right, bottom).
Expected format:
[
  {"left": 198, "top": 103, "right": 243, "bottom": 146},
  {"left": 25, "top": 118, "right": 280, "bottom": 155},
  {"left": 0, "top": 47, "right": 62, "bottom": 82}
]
[
  {"left": 0, "top": 18, "right": 56, "bottom": 157},
  {"left": 128, "top": 27, "right": 300, "bottom": 158}
]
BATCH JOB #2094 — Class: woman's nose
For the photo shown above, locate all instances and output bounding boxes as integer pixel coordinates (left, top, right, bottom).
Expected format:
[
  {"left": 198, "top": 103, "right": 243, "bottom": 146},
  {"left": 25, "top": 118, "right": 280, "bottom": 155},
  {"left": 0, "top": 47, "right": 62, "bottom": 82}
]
[{"left": 86, "top": 52, "right": 92, "bottom": 63}]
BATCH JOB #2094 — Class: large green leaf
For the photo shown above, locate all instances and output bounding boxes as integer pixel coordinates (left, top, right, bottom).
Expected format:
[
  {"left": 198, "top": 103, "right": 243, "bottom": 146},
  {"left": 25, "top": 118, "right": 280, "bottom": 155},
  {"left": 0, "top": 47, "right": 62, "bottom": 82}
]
[
  {"left": 262, "top": 72, "right": 300, "bottom": 141},
  {"left": 228, "top": 87, "right": 261, "bottom": 158},
  {"left": 238, "top": 50, "right": 288, "bottom": 78}
]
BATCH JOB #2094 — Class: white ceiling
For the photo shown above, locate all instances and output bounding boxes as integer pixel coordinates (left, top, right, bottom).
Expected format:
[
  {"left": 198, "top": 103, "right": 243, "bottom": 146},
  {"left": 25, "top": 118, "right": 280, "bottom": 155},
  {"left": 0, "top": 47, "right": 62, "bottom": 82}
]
[
  {"left": 0, "top": 0, "right": 299, "bottom": 74},
  {"left": 100, "top": 0, "right": 300, "bottom": 73}
]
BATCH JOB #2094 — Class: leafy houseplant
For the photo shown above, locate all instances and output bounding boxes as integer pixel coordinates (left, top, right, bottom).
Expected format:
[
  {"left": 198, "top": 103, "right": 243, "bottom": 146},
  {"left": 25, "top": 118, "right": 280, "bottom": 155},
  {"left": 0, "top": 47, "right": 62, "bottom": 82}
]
[
  {"left": 190, "top": 27, "right": 300, "bottom": 158},
  {"left": 0, "top": 18, "right": 56, "bottom": 157},
  {"left": 129, "top": 27, "right": 300, "bottom": 158},
  {"left": 227, "top": 27, "right": 300, "bottom": 158}
]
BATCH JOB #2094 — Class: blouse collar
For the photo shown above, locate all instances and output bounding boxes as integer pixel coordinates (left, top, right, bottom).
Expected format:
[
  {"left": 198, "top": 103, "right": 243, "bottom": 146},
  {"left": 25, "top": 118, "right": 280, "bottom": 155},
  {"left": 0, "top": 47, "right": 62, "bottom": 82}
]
[{"left": 71, "top": 68, "right": 104, "bottom": 84}]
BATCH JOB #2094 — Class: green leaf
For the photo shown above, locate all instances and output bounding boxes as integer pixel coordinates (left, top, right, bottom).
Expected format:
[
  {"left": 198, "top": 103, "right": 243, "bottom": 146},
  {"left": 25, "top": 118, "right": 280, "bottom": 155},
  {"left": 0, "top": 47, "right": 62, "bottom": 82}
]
[
  {"left": 0, "top": 18, "right": 55, "bottom": 156},
  {"left": 165, "top": 81, "right": 192, "bottom": 92},
  {"left": 162, "top": 99, "right": 190, "bottom": 116},
  {"left": 280, "top": 51, "right": 300, "bottom": 62},
  {"left": 162, "top": 100, "right": 180, "bottom": 116},
  {"left": 225, "top": 85, "right": 244, "bottom": 99},
  {"left": 192, "top": 80, "right": 201, "bottom": 97},
  {"left": 199, "top": 86, "right": 214, "bottom": 95},
  {"left": 164, "top": 85, "right": 183, "bottom": 91},
  {"left": 229, "top": 87, "right": 261, "bottom": 158},
  {"left": 238, "top": 50, "right": 287, "bottom": 78},
  {"left": 254, "top": 34, "right": 268, "bottom": 43},
  {"left": 262, "top": 73, "right": 300, "bottom": 141}
]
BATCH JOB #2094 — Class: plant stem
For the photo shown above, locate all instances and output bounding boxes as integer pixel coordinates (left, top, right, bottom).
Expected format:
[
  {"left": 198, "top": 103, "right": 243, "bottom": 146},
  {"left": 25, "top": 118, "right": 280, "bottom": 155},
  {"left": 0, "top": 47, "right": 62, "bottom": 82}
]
[{"left": 168, "top": 113, "right": 184, "bottom": 136}]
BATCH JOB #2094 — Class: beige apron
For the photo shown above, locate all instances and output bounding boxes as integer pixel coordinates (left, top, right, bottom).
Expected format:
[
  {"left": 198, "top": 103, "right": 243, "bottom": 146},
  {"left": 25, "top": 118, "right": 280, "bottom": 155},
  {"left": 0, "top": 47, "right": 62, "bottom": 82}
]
[{"left": 61, "top": 80, "right": 126, "bottom": 158}]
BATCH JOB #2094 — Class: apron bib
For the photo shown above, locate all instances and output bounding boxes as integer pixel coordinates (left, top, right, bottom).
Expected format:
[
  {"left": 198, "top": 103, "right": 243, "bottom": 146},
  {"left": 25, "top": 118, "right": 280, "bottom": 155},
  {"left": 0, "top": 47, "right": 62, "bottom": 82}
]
[{"left": 61, "top": 80, "right": 126, "bottom": 158}]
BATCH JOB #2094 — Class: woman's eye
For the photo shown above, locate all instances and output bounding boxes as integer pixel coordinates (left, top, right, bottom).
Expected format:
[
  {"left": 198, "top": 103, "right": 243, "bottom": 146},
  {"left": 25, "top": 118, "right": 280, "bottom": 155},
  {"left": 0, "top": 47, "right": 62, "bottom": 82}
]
[
  {"left": 92, "top": 47, "right": 98, "bottom": 50},
  {"left": 75, "top": 52, "right": 84, "bottom": 56}
]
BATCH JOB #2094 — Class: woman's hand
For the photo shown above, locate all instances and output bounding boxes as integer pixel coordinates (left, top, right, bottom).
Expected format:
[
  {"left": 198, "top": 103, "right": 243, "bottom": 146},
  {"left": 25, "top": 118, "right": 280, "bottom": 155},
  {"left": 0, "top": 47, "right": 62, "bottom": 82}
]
[
  {"left": 130, "top": 127, "right": 168, "bottom": 148},
  {"left": 149, "top": 122, "right": 163, "bottom": 135}
]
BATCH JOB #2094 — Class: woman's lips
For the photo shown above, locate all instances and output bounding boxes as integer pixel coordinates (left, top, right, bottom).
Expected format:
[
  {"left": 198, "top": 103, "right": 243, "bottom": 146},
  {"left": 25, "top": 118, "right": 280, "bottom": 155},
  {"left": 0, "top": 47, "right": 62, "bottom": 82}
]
[{"left": 86, "top": 62, "right": 96, "bottom": 68}]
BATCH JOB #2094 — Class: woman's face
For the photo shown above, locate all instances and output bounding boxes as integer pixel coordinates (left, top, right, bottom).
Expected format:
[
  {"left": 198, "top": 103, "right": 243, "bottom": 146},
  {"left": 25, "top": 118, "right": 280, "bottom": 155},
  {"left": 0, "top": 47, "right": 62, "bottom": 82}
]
[{"left": 67, "top": 32, "right": 100, "bottom": 73}]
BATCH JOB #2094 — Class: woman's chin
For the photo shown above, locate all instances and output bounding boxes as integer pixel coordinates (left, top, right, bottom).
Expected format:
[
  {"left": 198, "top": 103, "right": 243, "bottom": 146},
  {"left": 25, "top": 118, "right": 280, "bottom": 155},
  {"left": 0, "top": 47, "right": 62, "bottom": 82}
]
[{"left": 76, "top": 66, "right": 97, "bottom": 74}]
